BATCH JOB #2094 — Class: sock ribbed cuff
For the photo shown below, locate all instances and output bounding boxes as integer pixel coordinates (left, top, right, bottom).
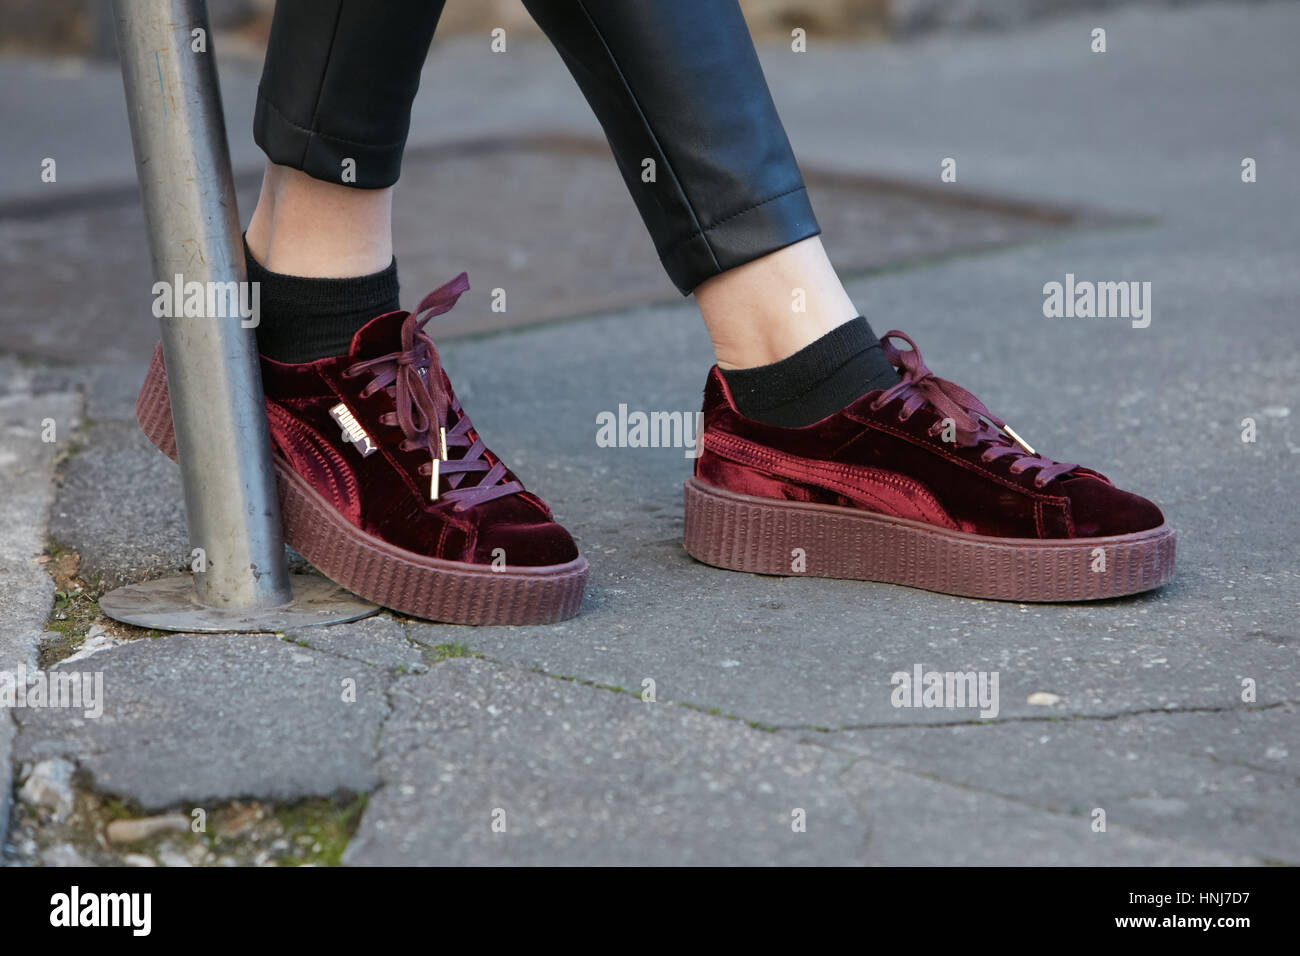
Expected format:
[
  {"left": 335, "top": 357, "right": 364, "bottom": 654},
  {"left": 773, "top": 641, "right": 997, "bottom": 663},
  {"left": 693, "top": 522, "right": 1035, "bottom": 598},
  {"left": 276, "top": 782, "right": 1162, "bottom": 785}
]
[
  {"left": 720, "top": 316, "right": 899, "bottom": 427},
  {"left": 246, "top": 237, "right": 401, "bottom": 363}
]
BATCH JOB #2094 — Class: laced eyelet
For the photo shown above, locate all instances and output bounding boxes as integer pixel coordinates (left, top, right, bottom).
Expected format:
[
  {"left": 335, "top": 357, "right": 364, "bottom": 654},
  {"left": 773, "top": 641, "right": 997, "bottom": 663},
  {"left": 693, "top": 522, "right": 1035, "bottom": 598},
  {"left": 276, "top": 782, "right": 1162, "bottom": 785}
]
[
  {"left": 898, "top": 411, "right": 911, "bottom": 423},
  {"left": 341, "top": 366, "right": 360, "bottom": 379},
  {"left": 869, "top": 400, "right": 884, "bottom": 412},
  {"left": 1008, "top": 464, "right": 1025, "bottom": 475},
  {"left": 1033, "top": 477, "right": 1047, "bottom": 489}
]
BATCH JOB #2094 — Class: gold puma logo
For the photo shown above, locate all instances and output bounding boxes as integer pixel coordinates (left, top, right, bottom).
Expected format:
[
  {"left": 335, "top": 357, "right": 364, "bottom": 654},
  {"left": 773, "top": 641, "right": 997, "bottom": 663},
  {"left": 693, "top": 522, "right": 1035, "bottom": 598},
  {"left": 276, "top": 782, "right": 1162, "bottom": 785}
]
[{"left": 328, "top": 403, "right": 378, "bottom": 457}]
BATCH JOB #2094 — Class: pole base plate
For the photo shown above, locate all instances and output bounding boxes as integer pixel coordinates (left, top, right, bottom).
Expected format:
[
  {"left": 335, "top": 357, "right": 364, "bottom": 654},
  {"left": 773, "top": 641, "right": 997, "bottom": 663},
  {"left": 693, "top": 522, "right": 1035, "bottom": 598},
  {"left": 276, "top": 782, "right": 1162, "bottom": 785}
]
[{"left": 98, "top": 571, "right": 380, "bottom": 633}]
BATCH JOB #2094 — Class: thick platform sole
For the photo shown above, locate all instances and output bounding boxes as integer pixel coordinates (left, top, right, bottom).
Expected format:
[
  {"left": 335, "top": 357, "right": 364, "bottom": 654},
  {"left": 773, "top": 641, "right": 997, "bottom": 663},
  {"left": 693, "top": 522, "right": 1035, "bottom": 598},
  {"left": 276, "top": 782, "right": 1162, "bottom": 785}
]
[
  {"left": 683, "top": 476, "right": 1175, "bottom": 602},
  {"left": 137, "top": 345, "right": 587, "bottom": 625}
]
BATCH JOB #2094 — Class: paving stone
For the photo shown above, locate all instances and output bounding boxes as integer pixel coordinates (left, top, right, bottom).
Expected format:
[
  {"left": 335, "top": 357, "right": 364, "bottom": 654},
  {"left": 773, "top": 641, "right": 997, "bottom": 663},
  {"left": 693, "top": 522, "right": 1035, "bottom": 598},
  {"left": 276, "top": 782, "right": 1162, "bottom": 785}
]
[
  {"left": 837, "top": 758, "right": 1257, "bottom": 866},
  {"left": 12, "top": 634, "right": 390, "bottom": 810},
  {"left": 791, "top": 703, "right": 1300, "bottom": 863},
  {"left": 0, "top": 387, "right": 81, "bottom": 840},
  {"left": 345, "top": 658, "right": 866, "bottom": 865},
  {"left": 47, "top": 420, "right": 185, "bottom": 588},
  {"left": 284, "top": 613, "right": 424, "bottom": 674}
]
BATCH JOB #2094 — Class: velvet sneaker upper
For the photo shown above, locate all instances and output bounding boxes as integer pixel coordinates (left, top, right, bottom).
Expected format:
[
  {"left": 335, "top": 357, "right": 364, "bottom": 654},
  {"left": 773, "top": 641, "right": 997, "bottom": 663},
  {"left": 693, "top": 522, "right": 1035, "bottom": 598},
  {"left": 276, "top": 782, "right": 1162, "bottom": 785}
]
[
  {"left": 137, "top": 273, "right": 587, "bottom": 624},
  {"left": 684, "top": 330, "right": 1174, "bottom": 601}
]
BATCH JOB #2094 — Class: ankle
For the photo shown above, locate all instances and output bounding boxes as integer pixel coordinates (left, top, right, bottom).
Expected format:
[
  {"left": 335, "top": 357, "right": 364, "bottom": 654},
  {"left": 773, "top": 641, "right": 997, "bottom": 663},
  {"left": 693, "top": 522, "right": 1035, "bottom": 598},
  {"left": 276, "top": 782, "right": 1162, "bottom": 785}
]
[
  {"left": 244, "top": 160, "right": 278, "bottom": 266},
  {"left": 245, "top": 163, "right": 393, "bottom": 278},
  {"left": 711, "top": 310, "right": 855, "bottom": 370},
  {"left": 695, "top": 236, "right": 858, "bottom": 369}
]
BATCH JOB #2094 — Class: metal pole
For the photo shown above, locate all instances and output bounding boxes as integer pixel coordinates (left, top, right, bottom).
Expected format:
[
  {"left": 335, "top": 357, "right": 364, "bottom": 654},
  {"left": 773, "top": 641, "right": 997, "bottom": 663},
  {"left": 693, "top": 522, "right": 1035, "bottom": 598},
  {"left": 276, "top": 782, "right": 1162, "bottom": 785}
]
[
  {"left": 100, "top": 0, "right": 376, "bottom": 631},
  {"left": 114, "top": 0, "right": 287, "bottom": 608}
]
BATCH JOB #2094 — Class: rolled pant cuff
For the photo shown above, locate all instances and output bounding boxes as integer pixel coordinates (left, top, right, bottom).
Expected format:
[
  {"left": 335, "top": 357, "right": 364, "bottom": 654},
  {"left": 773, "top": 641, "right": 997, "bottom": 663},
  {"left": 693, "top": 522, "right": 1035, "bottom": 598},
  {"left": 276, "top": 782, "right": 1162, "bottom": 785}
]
[
  {"left": 253, "top": 90, "right": 406, "bottom": 190},
  {"left": 660, "top": 184, "right": 821, "bottom": 294}
]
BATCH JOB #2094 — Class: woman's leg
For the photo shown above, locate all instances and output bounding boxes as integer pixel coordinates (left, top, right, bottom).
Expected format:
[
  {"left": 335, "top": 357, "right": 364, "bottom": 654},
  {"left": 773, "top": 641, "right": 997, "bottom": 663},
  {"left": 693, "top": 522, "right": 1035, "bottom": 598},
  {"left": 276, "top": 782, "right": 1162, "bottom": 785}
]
[
  {"left": 137, "top": 0, "right": 588, "bottom": 625},
  {"left": 521, "top": 0, "right": 899, "bottom": 426},
  {"left": 694, "top": 236, "right": 856, "bottom": 370},
  {"left": 523, "top": 0, "right": 819, "bottom": 293},
  {"left": 241, "top": 0, "right": 443, "bottom": 360},
  {"left": 249, "top": 0, "right": 442, "bottom": 270},
  {"left": 244, "top": 161, "right": 393, "bottom": 278},
  {"left": 252, "top": 0, "right": 443, "bottom": 189}
]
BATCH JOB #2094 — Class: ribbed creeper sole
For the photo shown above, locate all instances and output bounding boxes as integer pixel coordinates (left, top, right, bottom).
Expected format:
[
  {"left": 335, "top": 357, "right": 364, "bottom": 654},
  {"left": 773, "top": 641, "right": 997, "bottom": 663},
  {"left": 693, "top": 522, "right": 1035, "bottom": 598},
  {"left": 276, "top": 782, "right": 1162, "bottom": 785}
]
[
  {"left": 137, "top": 345, "right": 587, "bottom": 625},
  {"left": 683, "top": 476, "right": 1175, "bottom": 602}
]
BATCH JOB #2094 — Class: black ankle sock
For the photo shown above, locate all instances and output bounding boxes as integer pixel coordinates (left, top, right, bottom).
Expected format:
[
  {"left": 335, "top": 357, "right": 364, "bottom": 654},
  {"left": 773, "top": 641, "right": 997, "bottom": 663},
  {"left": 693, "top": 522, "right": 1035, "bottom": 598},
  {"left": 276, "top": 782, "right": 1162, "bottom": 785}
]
[
  {"left": 720, "top": 316, "right": 899, "bottom": 427},
  {"left": 245, "top": 237, "right": 401, "bottom": 363}
]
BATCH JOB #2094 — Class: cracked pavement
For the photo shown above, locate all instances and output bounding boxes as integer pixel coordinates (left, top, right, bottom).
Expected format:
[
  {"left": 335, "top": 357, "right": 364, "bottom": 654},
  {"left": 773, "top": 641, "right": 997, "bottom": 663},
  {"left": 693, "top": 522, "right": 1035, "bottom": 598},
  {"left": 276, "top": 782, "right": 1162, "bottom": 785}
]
[{"left": 2, "top": 3, "right": 1299, "bottom": 864}]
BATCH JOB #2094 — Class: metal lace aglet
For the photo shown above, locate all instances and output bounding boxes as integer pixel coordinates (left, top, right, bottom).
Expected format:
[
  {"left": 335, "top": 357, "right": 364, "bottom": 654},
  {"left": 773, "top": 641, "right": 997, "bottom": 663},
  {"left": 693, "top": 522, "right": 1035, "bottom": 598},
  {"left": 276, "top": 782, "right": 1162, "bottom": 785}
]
[
  {"left": 430, "top": 427, "right": 448, "bottom": 501},
  {"left": 1003, "top": 423, "right": 1036, "bottom": 456}
]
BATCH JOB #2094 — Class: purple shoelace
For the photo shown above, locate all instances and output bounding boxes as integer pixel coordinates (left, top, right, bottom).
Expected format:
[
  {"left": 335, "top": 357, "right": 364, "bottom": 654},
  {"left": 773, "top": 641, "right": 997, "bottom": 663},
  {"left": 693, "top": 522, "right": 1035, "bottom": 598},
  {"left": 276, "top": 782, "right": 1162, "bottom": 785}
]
[
  {"left": 342, "top": 273, "right": 523, "bottom": 510},
  {"left": 876, "top": 331, "right": 1077, "bottom": 488}
]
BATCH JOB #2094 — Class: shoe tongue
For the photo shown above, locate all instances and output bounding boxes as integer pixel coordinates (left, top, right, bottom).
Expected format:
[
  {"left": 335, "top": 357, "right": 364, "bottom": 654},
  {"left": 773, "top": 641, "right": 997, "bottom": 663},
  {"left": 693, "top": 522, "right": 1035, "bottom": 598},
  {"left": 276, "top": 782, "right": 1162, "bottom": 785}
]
[
  {"left": 347, "top": 308, "right": 414, "bottom": 360},
  {"left": 345, "top": 307, "right": 454, "bottom": 417}
]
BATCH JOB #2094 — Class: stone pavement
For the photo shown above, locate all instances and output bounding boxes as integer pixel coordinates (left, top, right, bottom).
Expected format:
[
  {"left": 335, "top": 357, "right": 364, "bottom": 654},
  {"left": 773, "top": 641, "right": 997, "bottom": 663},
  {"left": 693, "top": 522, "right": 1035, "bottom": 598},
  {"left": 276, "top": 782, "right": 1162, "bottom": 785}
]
[{"left": 1, "top": 3, "right": 1297, "bottom": 865}]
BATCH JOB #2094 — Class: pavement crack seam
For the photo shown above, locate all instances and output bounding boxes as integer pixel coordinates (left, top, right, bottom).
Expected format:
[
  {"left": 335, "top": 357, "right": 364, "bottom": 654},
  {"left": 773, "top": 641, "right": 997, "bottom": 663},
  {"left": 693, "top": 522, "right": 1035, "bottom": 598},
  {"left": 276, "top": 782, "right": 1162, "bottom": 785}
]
[
  {"left": 1194, "top": 749, "right": 1300, "bottom": 788},
  {"left": 768, "top": 700, "right": 1298, "bottom": 734},
  {"left": 393, "top": 646, "right": 1295, "bottom": 740},
  {"left": 808, "top": 742, "right": 1272, "bottom": 863},
  {"left": 832, "top": 754, "right": 877, "bottom": 864},
  {"left": 343, "top": 618, "right": 481, "bottom": 860},
  {"left": 280, "top": 634, "right": 401, "bottom": 671},
  {"left": 377, "top": 724, "right": 478, "bottom": 764}
]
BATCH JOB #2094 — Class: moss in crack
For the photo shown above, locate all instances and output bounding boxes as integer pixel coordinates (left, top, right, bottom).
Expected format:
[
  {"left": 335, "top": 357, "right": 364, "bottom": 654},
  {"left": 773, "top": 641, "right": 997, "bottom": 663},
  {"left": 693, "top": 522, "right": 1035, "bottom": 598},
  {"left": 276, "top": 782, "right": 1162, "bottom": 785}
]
[
  {"left": 676, "top": 700, "right": 779, "bottom": 732},
  {"left": 9, "top": 780, "right": 370, "bottom": 867},
  {"left": 275, "top": 634, "right": 313, "bottom": 649},
  {"left": 426, "top": 642, "right": 484, "bottom": 664},
  {"left": 538, "top": 669, "right": 635, "bottom": 698},
  {"left": 40, "top": 545, "right": 102, "bottom": 667},
  {"left": 271, "top": 794, "right": 368, "bottom": 867},
  {"left": 533, "top": 671, "right": 782, "bottom": 732},
  {"left": 38, "top": 543, "right": 163, "bottom": 666},
  {"left": 51, "top": 415, "right": 92, "bottom": 470}
]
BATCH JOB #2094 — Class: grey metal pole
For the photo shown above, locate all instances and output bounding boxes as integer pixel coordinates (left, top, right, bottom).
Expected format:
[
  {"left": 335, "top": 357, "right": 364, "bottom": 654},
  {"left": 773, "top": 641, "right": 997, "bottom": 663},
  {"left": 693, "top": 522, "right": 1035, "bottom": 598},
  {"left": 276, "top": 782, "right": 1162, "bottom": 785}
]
[
  {"left": 100, "top": 0, "right": 376, "bottom": 631},
  {"left": 113, "top": 0, "right": 288, "bottom": 609}
]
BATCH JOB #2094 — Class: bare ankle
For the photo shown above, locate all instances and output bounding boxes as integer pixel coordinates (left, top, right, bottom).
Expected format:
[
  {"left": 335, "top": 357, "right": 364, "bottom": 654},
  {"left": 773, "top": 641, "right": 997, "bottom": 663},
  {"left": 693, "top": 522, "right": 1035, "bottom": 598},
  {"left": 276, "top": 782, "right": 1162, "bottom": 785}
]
[
  {"left": 245, "top": 163, "right": 393, "bottom": 278},
  {"left": 244, "top": 160, "right": 280, "bottom": 265},
  {"left": 695, "top": 236, "right": 857, "bottom": 369}
]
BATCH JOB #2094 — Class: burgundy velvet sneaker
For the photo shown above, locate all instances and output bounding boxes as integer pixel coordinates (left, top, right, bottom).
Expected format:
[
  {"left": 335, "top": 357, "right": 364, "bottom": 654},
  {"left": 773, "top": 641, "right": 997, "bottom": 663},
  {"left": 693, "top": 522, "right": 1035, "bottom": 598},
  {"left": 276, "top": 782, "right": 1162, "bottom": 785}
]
[
  {"left": 136, "top": 273, "right": 587, "bottom": 625},
  {"left": 684, "top": 331, "right": 1175, "bottom": 602}
]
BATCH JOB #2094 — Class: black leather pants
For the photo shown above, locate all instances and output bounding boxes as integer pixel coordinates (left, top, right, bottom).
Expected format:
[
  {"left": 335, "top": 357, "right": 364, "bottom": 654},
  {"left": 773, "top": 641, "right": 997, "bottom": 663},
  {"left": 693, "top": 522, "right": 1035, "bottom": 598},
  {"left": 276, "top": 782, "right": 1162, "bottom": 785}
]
[{"left": 254, "top": 0, "right": 820, "bottom": 293}]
